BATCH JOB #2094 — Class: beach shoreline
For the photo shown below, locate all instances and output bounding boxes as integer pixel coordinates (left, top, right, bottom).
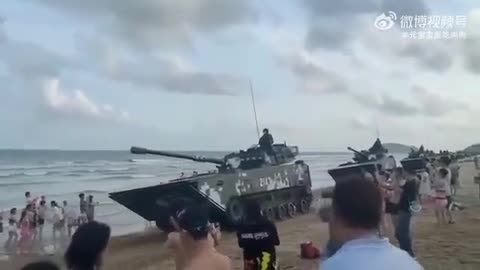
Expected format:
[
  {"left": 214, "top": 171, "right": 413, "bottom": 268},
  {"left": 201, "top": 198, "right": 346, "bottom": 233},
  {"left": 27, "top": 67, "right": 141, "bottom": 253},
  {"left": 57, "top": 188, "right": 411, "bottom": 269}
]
[{"left": 2, "top": 161, "right": 480, "bottom": 270}]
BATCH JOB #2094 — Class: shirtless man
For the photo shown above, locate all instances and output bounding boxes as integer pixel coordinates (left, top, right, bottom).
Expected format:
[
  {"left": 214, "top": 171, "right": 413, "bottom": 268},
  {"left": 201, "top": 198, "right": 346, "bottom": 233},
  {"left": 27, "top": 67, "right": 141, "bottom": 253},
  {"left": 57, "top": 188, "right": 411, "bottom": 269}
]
[
  {"left": 165, "top": 200, "right": 221, "bottom": 270},
  {"left": 176, "top": 205, "right": 232, "bottom": 270}
]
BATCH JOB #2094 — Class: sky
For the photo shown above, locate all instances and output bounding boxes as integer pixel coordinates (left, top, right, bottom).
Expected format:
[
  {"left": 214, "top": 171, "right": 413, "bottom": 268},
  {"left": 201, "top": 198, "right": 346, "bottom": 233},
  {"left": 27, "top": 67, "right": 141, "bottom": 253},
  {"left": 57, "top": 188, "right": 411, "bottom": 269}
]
[{"left": 1, "top": 0, "right": 480, "bottom": 152}]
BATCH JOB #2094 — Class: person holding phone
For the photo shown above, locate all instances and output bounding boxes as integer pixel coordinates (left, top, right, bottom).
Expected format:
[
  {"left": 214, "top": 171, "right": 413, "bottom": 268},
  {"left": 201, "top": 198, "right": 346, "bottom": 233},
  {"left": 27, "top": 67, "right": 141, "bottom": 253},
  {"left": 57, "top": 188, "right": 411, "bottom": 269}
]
[{"left": 165, "top": 199, "right": 221, "bottom": 270}]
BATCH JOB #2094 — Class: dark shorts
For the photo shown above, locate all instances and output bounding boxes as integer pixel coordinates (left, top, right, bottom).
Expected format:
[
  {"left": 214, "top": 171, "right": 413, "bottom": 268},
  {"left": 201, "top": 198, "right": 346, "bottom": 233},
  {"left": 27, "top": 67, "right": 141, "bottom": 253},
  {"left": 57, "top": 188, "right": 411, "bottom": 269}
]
[
  {"left": 38, "top": 218, "right": 45, "bottom": 225},
  {"left": 385, "top": 201, "right": 398, "bottom": 214},
  {"left": 446, "top": 196, "right": 453, "bottom": 209}
]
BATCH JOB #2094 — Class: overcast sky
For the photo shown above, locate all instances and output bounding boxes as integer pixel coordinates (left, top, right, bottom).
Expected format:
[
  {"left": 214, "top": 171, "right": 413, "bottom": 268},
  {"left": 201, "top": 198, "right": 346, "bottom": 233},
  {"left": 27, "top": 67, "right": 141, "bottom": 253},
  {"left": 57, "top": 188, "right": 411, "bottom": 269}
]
[{"left": 1, "top": 0, "right": 479, "bottom": 151}]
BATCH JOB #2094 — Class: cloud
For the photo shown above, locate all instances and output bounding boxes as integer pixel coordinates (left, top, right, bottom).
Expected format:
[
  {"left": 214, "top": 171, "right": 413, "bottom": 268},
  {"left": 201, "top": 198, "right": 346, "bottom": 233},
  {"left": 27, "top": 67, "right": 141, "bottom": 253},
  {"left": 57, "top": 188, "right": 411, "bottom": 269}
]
[
  {"left": 0, "top": 20, "right": 77, "bottom": 81},
  {"left": 381, "top": 0, "right": 429, "bottom": 18},
  {"left": 350, "top": 116, "right": 373, "bottom": 129},
  {"left": 464, "top": 9, "right": 480, "bottom": 74},
  {"left": 102, "top": 51, "right": 248, "bottom": 96},
  {"left": 280, "top": 51, "right": 349, "bottom": 94},
  {"left": 42, "top": 78, "right": 130, "bottom": 122},
  {"left": 350, "top": 91, "right": 381, "bottom": 108},
  {"left": 395, "top": 41, "right": 454, "bottom": 72},
  {"left": 301, "top": 0, "right": 379, "bottom": 51},
  {"left": 378, "top": 93, "right": 419, "bottom": 116},
  {"left": 411, "top": 85, "right": 470, "bottom": 116},
  {"left": 35, "top": 0, "right": 259, "bottom": 50},
  {"left": 300, "top": 0, "right": 429, "bottom": 51}
]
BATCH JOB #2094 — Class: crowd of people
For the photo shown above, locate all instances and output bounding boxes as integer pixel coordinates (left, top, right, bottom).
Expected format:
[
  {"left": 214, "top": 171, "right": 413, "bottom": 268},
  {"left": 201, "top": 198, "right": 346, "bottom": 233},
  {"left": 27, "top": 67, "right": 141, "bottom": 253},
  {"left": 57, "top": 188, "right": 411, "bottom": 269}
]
[
  {"left": 12, "top": 156, "right": 463, "bottom": 270},
  {"left": 0, "top": 192, "right": 98, "bottom": 254}
]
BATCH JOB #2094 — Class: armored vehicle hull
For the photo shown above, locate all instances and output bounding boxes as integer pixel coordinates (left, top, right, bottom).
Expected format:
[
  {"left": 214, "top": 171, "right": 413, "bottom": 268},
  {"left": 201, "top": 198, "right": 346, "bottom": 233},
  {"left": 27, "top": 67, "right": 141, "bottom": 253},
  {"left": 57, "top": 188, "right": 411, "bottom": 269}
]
[
  {"left": 400, "top": 157, "right": 427, "bottom": 171},
  {"left": 109, "top": 146, "right": 313, "bottom": 232}
]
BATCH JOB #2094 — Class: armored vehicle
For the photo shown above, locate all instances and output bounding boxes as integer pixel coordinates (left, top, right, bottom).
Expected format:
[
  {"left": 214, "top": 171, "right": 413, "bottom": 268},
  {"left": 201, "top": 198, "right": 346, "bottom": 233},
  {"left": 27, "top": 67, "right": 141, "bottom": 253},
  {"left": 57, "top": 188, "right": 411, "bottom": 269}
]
[
  {"left": 400, "top": 145, "right": 429, "bottom": 172},
  {"left": 108, "top": 143, "right": 313, "bottom": 232},
  {"left": 327, "top": 138, "right": 397, "bottom": 184}
]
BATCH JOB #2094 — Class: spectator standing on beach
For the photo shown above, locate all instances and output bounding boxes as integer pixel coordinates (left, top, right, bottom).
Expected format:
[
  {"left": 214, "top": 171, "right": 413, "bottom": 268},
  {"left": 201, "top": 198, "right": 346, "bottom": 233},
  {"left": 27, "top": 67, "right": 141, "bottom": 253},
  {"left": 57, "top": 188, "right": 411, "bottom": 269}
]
[
  {"left": 177, "top": 205, "right": 232, "bottom": 270},
  {"left": 64, "top": 200, "right": 78, "bottom": 237},
  {"left": 418, "top": 170, "right": 431, "bottom": 205},
  {"left": 436, "top": 168, "right": 455, "bottom": 224},
  {"left": 0, "top": 210, "right": 4, "bottom": 233},
  {"left": 78, "top": 193, "right": 88, "bottom": 225},
  {"left": 432, "top": 170, "right": 449, "bottom": 224},
  {"left": 395, "top": 170, "right": 418, "bottom": 258},
  {"left": 236, "top": 200, "right": 280, "bottom": 270},
  {"left": 165, "top": 198, "right": 191, "bottom": 270},
  {"left": 18, "top": 204, "right": 35, "bottom": 254},
  {"left": 4, "top": 208, "right": 18, "bottom": 250},
  {"left": 321, "top": 177, "right": 423, "bottom": 270},
  {"left": 25, "top": 192, "right": 33, "bottom": 205},
  {"left": 65, "top": 221, "right": 111, "bottom": 270},
  {"left": 37, "top": 200, "right": 47, "bottom": 241},
  {"left": 448, "top": 159, "right": 460, "bottom": 195},
  {"left": 86, "top": 195, "right": 96, "bottom": 222},
  {"left": 388, "top": 167, "right": 404, "bottom": 229},
  {"left": 51, "top": 201, "right": 65, "bottom": 241},
  {"left": 165, "top": 199, "right": 221, "bottom": 270}
]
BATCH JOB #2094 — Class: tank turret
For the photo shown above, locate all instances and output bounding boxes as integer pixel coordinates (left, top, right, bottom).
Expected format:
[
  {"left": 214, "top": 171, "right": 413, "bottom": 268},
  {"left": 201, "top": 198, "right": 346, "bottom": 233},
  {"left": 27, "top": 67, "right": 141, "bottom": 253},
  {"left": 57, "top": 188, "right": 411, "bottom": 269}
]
[{"left": 131, "top": 143, "right": 299, "bottom": 173}]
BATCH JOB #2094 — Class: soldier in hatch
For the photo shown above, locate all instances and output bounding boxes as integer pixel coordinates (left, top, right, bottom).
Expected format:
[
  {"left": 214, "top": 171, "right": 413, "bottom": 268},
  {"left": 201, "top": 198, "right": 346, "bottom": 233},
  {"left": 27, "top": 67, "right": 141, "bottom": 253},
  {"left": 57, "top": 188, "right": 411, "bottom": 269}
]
[{"left": 258, "top": 128, "right": 277, "bottom": 164}]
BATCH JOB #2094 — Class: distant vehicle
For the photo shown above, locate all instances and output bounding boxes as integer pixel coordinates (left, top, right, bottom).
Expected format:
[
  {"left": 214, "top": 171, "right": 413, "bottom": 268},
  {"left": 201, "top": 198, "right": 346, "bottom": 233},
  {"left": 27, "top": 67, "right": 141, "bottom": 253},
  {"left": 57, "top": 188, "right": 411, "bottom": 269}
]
[
  {"left": 109, "top": 143, "right": 313, "bottom": 232},
  {"left": 327, "top": 138, "right": 397, "bottom": 184}
]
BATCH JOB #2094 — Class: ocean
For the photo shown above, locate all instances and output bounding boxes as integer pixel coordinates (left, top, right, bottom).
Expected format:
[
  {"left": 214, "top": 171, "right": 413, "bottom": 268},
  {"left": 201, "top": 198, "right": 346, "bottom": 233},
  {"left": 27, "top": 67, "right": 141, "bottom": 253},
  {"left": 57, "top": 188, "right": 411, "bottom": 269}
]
[{"left": 0, "top": 150, "right": 407, "bottom": 239}]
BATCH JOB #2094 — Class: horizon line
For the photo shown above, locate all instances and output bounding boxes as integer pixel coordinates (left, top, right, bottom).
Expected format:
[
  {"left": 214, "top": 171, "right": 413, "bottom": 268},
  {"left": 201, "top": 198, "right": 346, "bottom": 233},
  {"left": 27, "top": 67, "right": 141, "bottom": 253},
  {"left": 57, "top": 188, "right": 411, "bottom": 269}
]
[{"left": 0, "top": 148, "right": 353, "bottom": 153}]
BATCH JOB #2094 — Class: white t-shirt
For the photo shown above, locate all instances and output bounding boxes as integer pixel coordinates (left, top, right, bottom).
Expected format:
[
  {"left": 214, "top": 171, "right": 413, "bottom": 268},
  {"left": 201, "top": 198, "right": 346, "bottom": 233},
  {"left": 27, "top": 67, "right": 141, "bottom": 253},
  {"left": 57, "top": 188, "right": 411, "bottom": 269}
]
[
  {"left": 64, "top": 206, "right": 78, "bottom": 221},
  {"left": 52, "top": 206, "right": 64, "bottom": 223},
  {"left": 321, "top": 236, "right": 423, "bottom": 270},
  {"left": 418, "top": 171, "right": 431, "bottom": 196},
  {"left": 436, "top": 173, "right": 451, "bottom": 196}
]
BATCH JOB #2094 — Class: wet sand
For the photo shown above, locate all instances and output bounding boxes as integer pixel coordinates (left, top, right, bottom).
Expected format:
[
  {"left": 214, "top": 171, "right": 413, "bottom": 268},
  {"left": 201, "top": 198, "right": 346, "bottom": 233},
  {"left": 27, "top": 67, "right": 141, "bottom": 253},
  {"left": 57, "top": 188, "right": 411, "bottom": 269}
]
[{"left": 2, "top": 161, "right": 480, "bottom": 270}]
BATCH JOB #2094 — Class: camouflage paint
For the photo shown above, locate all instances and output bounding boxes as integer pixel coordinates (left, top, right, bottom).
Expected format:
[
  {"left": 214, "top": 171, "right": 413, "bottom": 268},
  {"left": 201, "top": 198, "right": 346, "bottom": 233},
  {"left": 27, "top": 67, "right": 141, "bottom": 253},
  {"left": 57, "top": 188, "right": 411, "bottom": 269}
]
[{"left": 194, "top": 162, "right": 310, "bottom": 209}]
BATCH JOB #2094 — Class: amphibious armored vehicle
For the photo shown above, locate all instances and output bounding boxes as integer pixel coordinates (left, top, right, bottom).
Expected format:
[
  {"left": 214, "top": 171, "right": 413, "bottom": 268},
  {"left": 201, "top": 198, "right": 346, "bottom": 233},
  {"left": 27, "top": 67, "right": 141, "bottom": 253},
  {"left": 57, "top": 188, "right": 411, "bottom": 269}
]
[
  {"left": 108, "top": 143, "right": 313, "bottom": 232},
  {"left": 327, "top": 138, "right": 397, "bottom": 184},
  {"left": 400, "top": 146, "right": 428, "bottom": 172}
]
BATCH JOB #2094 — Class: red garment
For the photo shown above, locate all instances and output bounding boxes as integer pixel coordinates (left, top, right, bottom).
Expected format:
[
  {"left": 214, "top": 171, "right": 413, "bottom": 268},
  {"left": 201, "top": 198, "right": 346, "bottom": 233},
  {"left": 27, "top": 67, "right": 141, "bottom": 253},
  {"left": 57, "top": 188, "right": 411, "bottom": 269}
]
[{"left": 300, "top": 241, "right": 321, "bottom": 259}]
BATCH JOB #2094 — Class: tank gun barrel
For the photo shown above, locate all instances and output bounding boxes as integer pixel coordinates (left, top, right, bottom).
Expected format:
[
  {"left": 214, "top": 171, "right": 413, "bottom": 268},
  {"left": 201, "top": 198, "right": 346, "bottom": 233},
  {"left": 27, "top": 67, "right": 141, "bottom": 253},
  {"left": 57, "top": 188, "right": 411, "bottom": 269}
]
[
  {"left": 347, "top": 147, "right": 369, "bottom": 159},
  {"left": 130, "top": 146, "right": 225, "bottom": 165}
]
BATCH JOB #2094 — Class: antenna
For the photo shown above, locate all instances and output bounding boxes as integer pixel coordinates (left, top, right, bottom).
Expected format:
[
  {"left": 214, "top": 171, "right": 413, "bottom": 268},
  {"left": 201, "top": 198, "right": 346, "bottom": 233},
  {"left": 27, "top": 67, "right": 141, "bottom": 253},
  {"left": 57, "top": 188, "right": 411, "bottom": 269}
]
[
  {"left": 374, "top": 111, "right": 380, "bottom": 139},
  {"left": 249, "top": 80, "right": 260, "bottom": 139}
]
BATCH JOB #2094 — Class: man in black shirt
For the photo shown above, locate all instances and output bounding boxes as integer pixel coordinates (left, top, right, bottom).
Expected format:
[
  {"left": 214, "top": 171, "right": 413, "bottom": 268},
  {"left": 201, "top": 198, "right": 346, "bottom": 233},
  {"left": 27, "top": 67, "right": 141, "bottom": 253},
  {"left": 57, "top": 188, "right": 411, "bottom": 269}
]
[
  {"left": 395, "top": 171, "right": 418, "bottom": 257},
  {"left": 236, "top": 200, "right": 279, "bottom": 270},
  {"left": 258, "top": 128, "right": 277, "bottom": 164}
]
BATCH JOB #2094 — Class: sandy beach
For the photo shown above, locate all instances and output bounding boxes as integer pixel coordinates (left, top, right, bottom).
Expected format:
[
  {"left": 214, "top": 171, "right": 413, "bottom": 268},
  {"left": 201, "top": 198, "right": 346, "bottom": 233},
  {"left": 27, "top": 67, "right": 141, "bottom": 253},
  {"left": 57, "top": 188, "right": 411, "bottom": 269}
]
[{"left": 2, "top": 161, "right": 480, "bottom": 270}]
